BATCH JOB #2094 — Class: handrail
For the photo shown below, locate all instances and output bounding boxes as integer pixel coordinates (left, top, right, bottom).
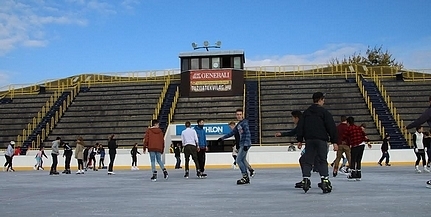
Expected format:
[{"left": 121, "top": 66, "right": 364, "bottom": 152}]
[
  {"left": 370, "top": 71, "right": 412, "bottom": 147},
  {"left": 168, "top": 86, "right": 180, "bottom": 124},
  {"left": 152, "top": 79, "right": 170, "bottom": 125},
  {"left": 34, "top": 83, "right": 81, "bottom": 148},
  {"left": 16, "top": 89, "right": 64, "bottom": 147},
  {"left": 257, "top": 70, "right": 262, "bottom": 145},
  {"left": 355, "top": 72, "right": 385, "bottom": 138}
]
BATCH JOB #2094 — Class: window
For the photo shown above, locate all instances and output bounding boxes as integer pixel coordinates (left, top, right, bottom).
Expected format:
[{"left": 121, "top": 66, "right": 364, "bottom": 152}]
[
  {"left": 191, "top": 58, "right": 199, "bottom": 70},
  {"left": 212, "top": 57, "right": 220, "bottom": 69},
  {"left": 201, "top": 58, "right": 210, "bottom": 69},
  {"left": 181, "top": 59, "right": 189, "bottom": 71},
  {"left": 234, "top": 56, "right": 242, "bottom": 69}
]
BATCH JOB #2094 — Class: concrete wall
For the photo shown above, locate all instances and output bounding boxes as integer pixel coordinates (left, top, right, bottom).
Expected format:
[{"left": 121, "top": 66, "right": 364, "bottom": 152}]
[{"left": 4, "top": 145, "right": 417, "bottom": 170}]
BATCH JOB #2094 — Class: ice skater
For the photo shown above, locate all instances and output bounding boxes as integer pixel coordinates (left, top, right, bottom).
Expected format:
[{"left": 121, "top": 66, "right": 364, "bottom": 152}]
[
  {"left": 413, "top": 126, "right": 429, "bottom": 173},
  {"left": 144, "top": 120, "right": 169, "bottom": 181},
  {"left": 131, "top": 143, "right": 141, "bottom": 170},
  {"left": 218, "top": 108, "right": 253, "bottom": 185}
]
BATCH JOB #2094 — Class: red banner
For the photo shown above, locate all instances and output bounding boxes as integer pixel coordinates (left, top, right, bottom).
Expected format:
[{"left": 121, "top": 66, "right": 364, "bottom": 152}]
[{"left": 190, "top": 70, "right": 232, "bottom": 92}]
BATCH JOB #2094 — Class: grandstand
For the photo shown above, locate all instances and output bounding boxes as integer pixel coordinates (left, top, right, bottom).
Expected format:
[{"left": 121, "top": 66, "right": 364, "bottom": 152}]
[{"left": 1, "top": 65, "right": 429, "bottom": 152}]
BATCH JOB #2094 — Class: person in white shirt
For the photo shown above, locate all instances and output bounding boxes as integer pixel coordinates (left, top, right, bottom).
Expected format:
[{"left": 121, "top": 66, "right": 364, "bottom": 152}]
[
  {"left": 413, "top": 126, "right": 429, "bottom": 173},
  {"left": 181, "top": 121, "right": 202, "bottom": 178}
]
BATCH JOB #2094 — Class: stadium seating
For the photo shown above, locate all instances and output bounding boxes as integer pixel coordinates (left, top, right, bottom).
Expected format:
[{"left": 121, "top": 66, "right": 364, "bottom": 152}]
[
  {"left": 45, "top": 82, "right": 165, "bottom": 146},
  {"left": 259, "top": 76, "right": 380, "bottom": 144},
  {"left": 172, "top": 96, "right": 242, "bottom": 124},
  {"left": 0, "top": 93, "right": 53, "bottom": 148},
  {"left": 382, "top": 79, "right": 431, "bottom": 128}
]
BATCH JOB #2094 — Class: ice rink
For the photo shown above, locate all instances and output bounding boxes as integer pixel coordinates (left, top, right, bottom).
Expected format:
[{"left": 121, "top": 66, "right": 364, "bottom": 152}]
[{"left": 0, "top": 166, "right": 430, "bottom": 217}]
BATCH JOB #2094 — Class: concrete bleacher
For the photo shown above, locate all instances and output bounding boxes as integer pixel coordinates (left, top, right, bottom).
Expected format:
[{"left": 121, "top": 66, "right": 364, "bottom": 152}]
[
  {"left": 259, "top": 76, "right": 380, "bottom": 144},
  {"left": 0, "top": 93, "right": 54, "bottom": 148},
  {"left": 45, "top": 82, "right": 165, "bottom": 147},
  {"left": 382, "top": 79, "right": 431, "bottom": 128},
  {"left": 172, "top": 96, "right": 243, "bottom": 124}
]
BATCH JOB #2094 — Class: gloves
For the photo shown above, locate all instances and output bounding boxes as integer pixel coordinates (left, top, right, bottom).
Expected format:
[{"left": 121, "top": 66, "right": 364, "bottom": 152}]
[
  {"left": 243, "top": 146, "right": 249, "bottom": 151},
  {"left": 414, "top": 148, "right": 418, "bottom": 153},
  {"left": 217, "top": 138, "right": 223, "bottom": 143},
  {"left": 425, "top": 147, "right": 428, "bottom": 152}
]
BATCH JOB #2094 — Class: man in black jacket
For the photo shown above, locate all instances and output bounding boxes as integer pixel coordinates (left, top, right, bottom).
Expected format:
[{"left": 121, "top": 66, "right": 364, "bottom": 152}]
[
  {"left": 108, "top": 134, "right": 118, "bottom": 175},
  {"left": 62, "top": 142, "right": 73, "bottom": 174},
  {"left": 297, "top": 92, "right": 338, "bottom": 193}
]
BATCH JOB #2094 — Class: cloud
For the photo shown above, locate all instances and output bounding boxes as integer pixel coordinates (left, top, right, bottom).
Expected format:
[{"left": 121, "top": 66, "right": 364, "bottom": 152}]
[
  {"left": 121, "top": 0, "right": 140, "bottom": 10},
  {"left": 0, "top": 1, "right": 89, "bottom": 55},
  {"left": 245, "top": 43, "right": 367, "bottom": 68}
]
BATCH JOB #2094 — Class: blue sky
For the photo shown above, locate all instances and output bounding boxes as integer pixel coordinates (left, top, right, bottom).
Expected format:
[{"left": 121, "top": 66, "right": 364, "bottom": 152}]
[{"left": 1, "top": 0, "right": 431, "bottom": 88}]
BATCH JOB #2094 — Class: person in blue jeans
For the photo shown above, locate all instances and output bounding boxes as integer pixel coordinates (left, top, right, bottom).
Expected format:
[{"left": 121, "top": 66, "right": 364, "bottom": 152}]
[
  {"left": 144, "top": 120, "right": 168, "bottom": 182},
  {"left": 194, "top": 119, "right": 208, "bottom": 177},
  {"left": 218, "top": 108, "right": 252, "bottom": 185}
]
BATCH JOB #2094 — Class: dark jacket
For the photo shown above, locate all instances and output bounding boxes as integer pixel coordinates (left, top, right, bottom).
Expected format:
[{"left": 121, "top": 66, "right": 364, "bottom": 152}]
[
  {"left": 108, "top": 139, "right": 118, "bottom": 153},
  {"left": 406, "top": 106, "right": 431, "bottom": 129},
  {"left": 296, "top": 104, "right": 337, "bottom": 143},
  {"left": 130, "top": 146, "right": 141, "bottom": 156},
  {"left": 280, "top": 127, "right": 297, "bottom": 137},
  {"left": 63, "top": 143, "right": 73, "bottom": 157},
  {"left": 381, "top": 138, "right": 390, "bottom": 151},
  {"left": 173, "top": 146, "right": 181, "bottom": 157}
]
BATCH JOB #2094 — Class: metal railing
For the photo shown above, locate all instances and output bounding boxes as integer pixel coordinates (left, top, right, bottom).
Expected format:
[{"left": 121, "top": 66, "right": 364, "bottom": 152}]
[
  {"left": 370, "top": 71, "right": 412, "bottom": 147},
  {"left": 257, "top": 73, "right": 262, "bottom": 145},
  {"left": 168, "top": 86, "right": 180, "bottom": 124},
  {"left": 152, "top": 79, "right": 171, "bottom": 125},
  {"left": 35, "top": 83, "right": 81, "bottom": 148},
  {"left": 355, "top": 72, "right": 385, "bottom": 138},
  {"left": 16, "top": 89, "right": 64, "bottom": 147}
]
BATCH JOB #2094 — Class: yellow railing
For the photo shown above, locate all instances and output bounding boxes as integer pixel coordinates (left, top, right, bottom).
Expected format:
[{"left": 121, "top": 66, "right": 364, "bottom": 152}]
[
  {"left": 152, "top": 79, "right": 171, "bottom": 125},
  {"left": 257, "top": 74, "right": 262, "bottom": 145},
  {"left": 16, "top": 89, "right": 65, "bottom": 147},
  {"left": 355, "top": 72, "right": 385, "bottom": 139},
  {"left": 370, "top": 71, "right": 412, "bottom": 147},
  {"left": 35, "top": 83, "right": 81, "bottom": 148},
  {"left": 168, "top": 86, "right": 180, "bottom": 124}
]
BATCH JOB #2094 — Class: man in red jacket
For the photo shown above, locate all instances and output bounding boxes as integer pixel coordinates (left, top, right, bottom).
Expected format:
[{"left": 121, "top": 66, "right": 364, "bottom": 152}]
[
  {"left": 342, "top": 116, "right": 367, "bottom": 181},
  {"left": 144, "top": 119, "right": 169, "bottom": 182},
  {"left": 333, "top": 115, "right": 350, "bottom": 177}
]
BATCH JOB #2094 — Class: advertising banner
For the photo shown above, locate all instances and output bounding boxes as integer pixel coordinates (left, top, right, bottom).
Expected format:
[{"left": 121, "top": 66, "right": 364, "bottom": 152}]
[
  {"left": 190, "top": 70, "right": 232, "bottom": 92},
  {"left": 175, "top": 124, "right": 231, "bottom": 136}
]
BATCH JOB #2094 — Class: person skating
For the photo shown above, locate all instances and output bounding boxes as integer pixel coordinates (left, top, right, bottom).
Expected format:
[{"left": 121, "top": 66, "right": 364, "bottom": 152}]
[
  {"left": 413, "top": 126, "right": 429, "bottom": 173},
  {"left": 107, "top": 135, "right": 118, "bottom": 175},
  {"left": 4, "top": 141, "right": 15, "bottom": 172},
  {"left": 378, "top": 134, "right": 391, "bottom": 166},
  {"left": 143, "top": 120, "right": 168, "bottom": 181},
  {"left": 131, "top": 143, "right": 141, "bottom": 171},
  {"left": 49, "top": 137, "right": 61, "bottom": 175},
  {"left": 342, "top": 117, "right": 368, "bottom": 181},
  {"left": 97, "top": 144, "right": 105, "bottom": 169},
  {"left": 62, "top": 142, "right": 73, "bottom": 174},
  {"left": 218, "top": 108, "right": 252, "bottom": 185},
  {"left": 180, "top": 121, "right": 202, "bottom": 178},
  {"left": 75, "top": 137, "right": 85, "bottom": 174},
  {"left": 173, "top": 142, "right": 182, "bottom": 169},
  {"left": 194, "top": 119, "right": 208, "bottom": 178},
  {"left": 229, "top": 121, "right": 255, "bottom": 177},
  {"left": 333, "top": 115, "right": 350, "bottom": 177},
  {"left": 296, "top": 92, "right": 338, "bottom": 193},
  {"left": 274, "top": 110, "right": 303, "bottom": 188}
]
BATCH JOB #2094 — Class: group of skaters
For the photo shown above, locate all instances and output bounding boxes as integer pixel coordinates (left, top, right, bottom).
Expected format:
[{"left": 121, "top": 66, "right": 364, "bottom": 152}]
[{"left": 4, "top": 92, "right": 431, "bottom": 190}]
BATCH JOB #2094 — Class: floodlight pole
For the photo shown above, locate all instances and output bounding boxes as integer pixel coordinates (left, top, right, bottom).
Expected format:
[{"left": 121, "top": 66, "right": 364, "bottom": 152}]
[{"left": 192, "top": 41, "right": 222, "bottom": 51}]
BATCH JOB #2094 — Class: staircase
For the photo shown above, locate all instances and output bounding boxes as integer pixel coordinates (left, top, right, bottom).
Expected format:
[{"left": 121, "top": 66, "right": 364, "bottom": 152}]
[
  {"left": 245, "top": 80, "right": 260, "bottom": 144},
  {"left": 158, "top": 83, "right": 180, "bottom": 132},
  {"left": 21, "top": 91, "right": 72, "bottom": 153},
  {"left": 361, "top": 76, "right": 407, "bottom": 149}
]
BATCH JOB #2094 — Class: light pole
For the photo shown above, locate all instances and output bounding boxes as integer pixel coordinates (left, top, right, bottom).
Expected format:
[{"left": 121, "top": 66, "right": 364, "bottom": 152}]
[{"left": 191, "top": 41, "right": 222, "bottom": 51}]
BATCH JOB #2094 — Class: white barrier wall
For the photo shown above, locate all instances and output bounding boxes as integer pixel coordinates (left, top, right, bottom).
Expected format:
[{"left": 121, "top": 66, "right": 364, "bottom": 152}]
[{"left": 3, "top": 146, "right": 416, "bottom": 170}]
